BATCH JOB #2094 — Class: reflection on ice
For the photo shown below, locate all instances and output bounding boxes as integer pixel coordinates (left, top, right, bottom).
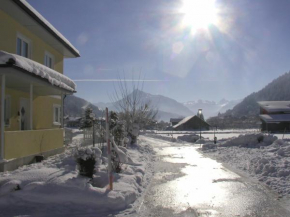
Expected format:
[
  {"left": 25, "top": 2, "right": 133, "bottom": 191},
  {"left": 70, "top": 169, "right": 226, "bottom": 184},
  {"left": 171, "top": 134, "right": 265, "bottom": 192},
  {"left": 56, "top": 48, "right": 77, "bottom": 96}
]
[{"left": 151, "top": 146, "right": 257, "bottom": 215}]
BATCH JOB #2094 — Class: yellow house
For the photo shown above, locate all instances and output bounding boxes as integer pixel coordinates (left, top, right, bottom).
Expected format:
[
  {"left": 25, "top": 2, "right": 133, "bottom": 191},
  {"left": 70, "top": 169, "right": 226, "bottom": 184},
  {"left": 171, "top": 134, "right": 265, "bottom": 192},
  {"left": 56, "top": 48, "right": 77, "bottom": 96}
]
[{"left": 0, "top": 0, "right": 80, "bottom": 171}]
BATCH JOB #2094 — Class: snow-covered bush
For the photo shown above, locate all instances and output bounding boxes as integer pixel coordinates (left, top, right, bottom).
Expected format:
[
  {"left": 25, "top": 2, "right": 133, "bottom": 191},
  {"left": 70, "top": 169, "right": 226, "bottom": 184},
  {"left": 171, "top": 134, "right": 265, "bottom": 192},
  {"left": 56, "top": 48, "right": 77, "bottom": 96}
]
[
  {"left": 221, "top": 133, "right": 277, "bottom": 148},
  {"left": 109, "top": 111, "right": 126, "bottom": 146},
  {"left": 80, "top": 107, "right": 95, "bottom": 129},
  {"left": 74, "top": 146, "right": 102, "bottom": 178}
]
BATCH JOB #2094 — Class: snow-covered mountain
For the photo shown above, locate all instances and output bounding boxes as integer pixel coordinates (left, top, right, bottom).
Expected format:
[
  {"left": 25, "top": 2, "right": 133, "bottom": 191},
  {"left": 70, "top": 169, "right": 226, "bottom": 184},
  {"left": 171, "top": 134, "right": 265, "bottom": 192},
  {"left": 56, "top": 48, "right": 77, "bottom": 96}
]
[
  {"left": 183, "top": 98, "right": 241, "bottom": 118},
  {"left": 95, "top": 90, "right": 240, "bottom": 122},
  {"left": 95, "top": 90, "right": 194, "bottom": 122}
]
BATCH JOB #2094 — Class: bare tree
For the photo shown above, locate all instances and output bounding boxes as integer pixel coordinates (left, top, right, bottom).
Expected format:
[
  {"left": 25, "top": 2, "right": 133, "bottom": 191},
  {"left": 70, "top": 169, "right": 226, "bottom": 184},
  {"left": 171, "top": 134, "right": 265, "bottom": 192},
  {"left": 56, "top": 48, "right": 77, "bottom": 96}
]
[{"left": 111, "top": 73, "right": 158, "bottom": 143}]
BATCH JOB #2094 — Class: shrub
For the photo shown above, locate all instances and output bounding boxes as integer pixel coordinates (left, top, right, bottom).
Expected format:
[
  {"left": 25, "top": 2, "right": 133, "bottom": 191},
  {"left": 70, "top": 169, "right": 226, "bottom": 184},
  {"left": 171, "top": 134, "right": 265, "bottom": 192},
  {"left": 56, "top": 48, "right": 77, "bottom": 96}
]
[{"left": 74, "top": 147, "right": 102, "bottom": 178}]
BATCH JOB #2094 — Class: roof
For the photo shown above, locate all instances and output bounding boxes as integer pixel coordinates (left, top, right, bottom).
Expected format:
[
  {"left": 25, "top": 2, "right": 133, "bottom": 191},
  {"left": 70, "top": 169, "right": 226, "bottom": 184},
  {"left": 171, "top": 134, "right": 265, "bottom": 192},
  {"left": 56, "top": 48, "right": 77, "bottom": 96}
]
[
  {"left": 258, "top": 101, "right": 290, "bottom": 112},
  {"left": 259, "top": 114, "right": 290, "bottom": 123},
  {"left": 170, "top": 118, "right": 183, "bottom": 123},
  {"left": 0, "top": 50, "right": 76, "bottom": 92},
  {"left": 173, "top": 115, "right": 209, "bottom": 129},
  {"left": 2, "top": 0, "right": 80, "bottom": 58},
  {"left": 67, "top": 117, "right": 82, "bottom": 121}
]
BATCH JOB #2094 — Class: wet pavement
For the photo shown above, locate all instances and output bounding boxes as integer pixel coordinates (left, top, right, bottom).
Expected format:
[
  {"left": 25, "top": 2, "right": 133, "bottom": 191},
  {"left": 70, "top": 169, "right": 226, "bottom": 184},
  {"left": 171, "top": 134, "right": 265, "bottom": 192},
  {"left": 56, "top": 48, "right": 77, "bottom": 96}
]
[{"left": 120, "top": 136, "right": 290, "bottom": 217}]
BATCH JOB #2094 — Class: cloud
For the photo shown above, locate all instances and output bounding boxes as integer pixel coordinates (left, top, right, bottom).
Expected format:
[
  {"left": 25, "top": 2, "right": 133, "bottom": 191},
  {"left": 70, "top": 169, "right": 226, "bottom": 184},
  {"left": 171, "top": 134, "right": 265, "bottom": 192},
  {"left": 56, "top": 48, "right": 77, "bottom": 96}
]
[
  {"left": 83, "top": 65, "right": 94, "bottom": 74},
  {"left": 77, "top": 33, "right": 89, "bottom": 45}
]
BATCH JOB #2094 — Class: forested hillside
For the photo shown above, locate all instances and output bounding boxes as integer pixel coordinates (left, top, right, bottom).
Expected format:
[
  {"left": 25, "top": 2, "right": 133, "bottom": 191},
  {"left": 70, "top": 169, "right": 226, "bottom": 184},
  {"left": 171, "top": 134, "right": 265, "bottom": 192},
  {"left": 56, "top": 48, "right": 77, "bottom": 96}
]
[
  {"left": 207, "top": 71, "right": 290, "bottom": 128},
  {"left": 225, "top": 71, "right": 290, "bottom": 117}
]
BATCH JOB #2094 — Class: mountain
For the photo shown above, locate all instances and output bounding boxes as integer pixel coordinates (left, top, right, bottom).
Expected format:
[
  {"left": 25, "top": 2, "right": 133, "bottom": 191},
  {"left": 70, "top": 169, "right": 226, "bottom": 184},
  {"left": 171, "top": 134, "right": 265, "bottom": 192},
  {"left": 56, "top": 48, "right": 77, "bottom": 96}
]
[
  {"left": 95, "top": 90, "right": 193, "bottom": 122},
  {"left": 64, "top": 95, "right": 103, "bottom": 117},
  {"left": 183, "top": 99, "right": 241, "bottom": 118},
  {"left": 223, "top": 71, "right": 290, "bottom": 117}
]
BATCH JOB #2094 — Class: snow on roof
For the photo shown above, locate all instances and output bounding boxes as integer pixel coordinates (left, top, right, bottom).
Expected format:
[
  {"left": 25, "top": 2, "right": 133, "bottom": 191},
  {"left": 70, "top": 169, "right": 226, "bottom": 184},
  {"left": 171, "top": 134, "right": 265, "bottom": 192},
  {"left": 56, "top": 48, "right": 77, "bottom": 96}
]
[
  {"left": 0, "top": 51, "right": 76, "bottom": 92},
  {"left": 67, "top": 117, "right": 82, "bottom": 121},
  {"left": 258, "top": 101, "right": 290, "bottom": 112},
  {"left": 259, "top": 114, "right": 290, "bottom": 123},
  {"left": 173, "top": 115, "right": 195, "bottom": 128},
  {"left": 17, "top": 0, "right": 80, "bottom": 57}
]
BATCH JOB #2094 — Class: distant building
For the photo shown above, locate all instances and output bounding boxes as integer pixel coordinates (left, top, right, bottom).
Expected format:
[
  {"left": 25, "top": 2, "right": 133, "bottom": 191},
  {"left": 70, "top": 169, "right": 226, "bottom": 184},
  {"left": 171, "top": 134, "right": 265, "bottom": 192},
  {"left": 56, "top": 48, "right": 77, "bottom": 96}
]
[
  {"left": 173, "top": 115, "right": 210, "bottom": 131},
  {"left": 65, "top": 116, "right": 82, "bottom": 128},
  {"left": 170, "top": 118, "right": 183, "bottom": 126},
  {"left": 258, "top": 101, "right": 290, "bottom": 132}
]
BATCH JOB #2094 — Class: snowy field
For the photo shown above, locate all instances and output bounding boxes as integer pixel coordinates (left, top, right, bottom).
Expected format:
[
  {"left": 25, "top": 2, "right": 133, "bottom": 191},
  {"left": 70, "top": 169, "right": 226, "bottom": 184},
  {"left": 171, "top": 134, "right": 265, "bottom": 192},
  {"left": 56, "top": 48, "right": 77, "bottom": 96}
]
[{"left": 0, "top": 136, "right": 154, "bottom": 216}]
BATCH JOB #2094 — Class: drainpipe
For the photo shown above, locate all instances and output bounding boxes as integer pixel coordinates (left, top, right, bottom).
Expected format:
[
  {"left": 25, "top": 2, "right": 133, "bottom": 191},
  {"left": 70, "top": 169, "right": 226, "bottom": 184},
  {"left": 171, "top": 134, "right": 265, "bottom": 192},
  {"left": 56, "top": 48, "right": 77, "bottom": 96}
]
[
  {"left": 1, "top": 74, "right": 5, "bottom": 160},
  {"left": 62, "top": 94, "right": 66, "bottom": 128}
]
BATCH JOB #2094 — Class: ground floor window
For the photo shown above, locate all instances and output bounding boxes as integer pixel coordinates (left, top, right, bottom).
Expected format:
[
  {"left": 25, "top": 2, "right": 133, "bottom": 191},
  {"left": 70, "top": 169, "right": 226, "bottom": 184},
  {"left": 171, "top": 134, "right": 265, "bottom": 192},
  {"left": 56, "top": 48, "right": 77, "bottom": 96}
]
[{"left": 53, "top": 104, "right": 61, "bottom": 125}]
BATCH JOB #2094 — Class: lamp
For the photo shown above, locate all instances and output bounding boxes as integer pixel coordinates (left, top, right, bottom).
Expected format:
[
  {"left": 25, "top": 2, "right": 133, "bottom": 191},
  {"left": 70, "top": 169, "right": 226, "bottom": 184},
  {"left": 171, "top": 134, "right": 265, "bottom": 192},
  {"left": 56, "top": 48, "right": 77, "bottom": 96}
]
[{"left": 198, "top": 109, "right": 202, "bottom": 147}]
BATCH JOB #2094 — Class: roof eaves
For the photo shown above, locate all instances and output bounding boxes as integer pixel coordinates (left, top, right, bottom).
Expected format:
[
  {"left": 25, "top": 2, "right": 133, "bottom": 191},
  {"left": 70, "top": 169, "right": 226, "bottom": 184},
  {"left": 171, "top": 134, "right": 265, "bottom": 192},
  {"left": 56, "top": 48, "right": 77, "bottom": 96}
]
[
  {"left": 0, "top": 63, "right": 76, "bottom": 94},
  {"left": 12, "top": 0, "right": 80, "bottom": 58}
]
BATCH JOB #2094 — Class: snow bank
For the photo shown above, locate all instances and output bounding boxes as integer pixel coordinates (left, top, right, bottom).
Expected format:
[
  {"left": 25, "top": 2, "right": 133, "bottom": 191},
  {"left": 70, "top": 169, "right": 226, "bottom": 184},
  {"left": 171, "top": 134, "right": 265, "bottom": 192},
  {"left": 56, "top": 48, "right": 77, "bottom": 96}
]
[
  {"left": 0, "top": 138, "right": 153, "bottom": 216},
  {"left": 177, "top": 134, "right": 199, "bottom": 143},
  {"left": 0, "top": 51, "right": 76, "bottom": 92},
  {"left": 221, "top": 133, "right": 277, "bottom": 148},
  {"left": 203, "top": 134, "right": 290, "bottom": 197},
  {"left": 145, "top": 133, "right": 177, "bottom": 142}
]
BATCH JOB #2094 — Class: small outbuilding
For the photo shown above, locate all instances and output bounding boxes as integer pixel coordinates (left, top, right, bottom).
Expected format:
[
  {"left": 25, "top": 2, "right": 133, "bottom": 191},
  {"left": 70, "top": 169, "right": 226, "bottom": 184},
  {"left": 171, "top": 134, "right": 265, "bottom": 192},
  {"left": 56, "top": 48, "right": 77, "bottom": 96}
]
[{"left": 173, "top": 115, "right": 210, "bottom": 131}]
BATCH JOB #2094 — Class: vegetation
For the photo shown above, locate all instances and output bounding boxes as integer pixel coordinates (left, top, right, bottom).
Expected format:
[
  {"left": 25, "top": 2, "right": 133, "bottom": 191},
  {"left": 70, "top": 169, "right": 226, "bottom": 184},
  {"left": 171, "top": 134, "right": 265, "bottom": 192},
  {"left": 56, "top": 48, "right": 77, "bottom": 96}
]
[
  {"left": 224, "top": 71, "right": 290, "bottom": 118},
  {"left": 112, "top": 77, "right": 158, "bottom": 144}
]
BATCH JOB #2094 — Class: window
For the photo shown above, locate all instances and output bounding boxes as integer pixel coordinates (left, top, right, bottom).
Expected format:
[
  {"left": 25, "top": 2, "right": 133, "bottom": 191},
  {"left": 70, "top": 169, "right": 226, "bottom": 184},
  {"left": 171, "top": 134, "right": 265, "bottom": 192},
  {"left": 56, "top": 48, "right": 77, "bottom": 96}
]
[
  {"left": 44, "top": 51, "right": 54, "bottom": 69},
  {"left": 4, "top": 96, "right": 11, "bottom": 127},
  {"left": 16, "top": 34, "right": 31, "bottom": 58},
  {"left": 53, "top": 104, "right": 61, "bottom": 125}
]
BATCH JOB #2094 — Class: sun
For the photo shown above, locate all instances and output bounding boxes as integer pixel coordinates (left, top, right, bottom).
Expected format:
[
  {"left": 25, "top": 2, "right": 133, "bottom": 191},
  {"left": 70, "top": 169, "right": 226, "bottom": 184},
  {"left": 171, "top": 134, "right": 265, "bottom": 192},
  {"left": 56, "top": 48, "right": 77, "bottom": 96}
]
[{"left": 180, "top": 0, "right": 217, "bottom": 33}]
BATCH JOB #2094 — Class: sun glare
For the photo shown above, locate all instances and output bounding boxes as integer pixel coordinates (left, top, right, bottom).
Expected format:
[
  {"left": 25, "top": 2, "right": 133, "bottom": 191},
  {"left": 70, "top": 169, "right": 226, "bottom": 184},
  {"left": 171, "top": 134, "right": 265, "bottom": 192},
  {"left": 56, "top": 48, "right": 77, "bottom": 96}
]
[{"left": 180, "top": 0, "right": 217, "bottom": 34}]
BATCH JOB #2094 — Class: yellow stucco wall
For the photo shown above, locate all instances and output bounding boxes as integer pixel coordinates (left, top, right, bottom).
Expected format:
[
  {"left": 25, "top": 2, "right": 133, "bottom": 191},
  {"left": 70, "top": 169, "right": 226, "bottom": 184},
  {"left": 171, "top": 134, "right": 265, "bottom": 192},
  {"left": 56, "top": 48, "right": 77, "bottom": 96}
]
[
  {"left": 4, "top": 128, "right": 63, "bottom": 160},
  {"left": 0, "top": 10, "right": 64, "bottom": 73},
  {"left": 1, "top": 88, "right": 61, "bottom": 131},
  {"left": 33, "top": 96, "right": 62, "bottom": 130}
]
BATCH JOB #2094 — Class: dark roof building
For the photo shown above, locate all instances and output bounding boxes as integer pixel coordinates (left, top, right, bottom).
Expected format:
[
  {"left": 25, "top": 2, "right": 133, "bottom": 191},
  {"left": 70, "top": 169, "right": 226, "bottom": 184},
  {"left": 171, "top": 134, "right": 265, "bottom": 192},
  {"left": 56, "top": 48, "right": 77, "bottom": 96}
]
[
  {"left": 258, "top": 101, "right": 290, "bottom": 132},
  {"left": 170, "top": 118, "right": 183, "bottom": 126},
  {"left": 173, "top": 115, "right": 210, "bottom": 131}
]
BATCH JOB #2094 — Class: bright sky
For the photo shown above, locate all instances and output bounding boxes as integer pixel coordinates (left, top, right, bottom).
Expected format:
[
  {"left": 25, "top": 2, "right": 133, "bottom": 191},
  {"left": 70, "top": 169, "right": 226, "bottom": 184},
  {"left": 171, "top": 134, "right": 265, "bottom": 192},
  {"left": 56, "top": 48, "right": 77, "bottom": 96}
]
[{"left": 27, "top": 0, "right": 290, "bottom": 103}]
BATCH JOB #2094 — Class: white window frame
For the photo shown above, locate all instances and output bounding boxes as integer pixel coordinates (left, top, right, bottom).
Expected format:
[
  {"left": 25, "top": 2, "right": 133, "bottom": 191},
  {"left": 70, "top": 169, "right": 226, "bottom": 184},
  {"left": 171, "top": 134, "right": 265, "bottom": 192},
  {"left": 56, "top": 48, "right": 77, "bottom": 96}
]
[
  {"left": 53, "top": 104, "right": 61, "bottom": 125},
  {"left": 4, "top": 95, "right": 11, "bottom": 127},
  {"left": 44, "top": 51, "right": 55, "bottom": 69},
  {"left": 16, "top": 33, "right": 32, "bottom": 58}
]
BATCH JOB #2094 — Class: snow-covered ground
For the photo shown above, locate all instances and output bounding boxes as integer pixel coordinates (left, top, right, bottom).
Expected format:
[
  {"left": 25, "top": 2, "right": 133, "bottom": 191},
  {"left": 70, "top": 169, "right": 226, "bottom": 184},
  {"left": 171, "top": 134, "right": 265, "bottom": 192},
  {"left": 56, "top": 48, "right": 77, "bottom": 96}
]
[
  {"left": 202, "top": 134, "right": 290, "bottom": 199},
  {"left": 145, "top": 132, "right": 290, "bottom": 200},
  {"left": 0, "top": 135, "right": 154, "bottom": 216}
]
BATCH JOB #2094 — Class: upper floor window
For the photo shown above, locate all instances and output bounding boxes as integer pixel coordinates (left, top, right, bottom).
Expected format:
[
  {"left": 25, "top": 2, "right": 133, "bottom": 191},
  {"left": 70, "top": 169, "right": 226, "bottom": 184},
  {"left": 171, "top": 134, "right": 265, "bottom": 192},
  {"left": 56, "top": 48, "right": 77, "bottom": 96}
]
[
  {"left": 44, "top": 51, "right": 54, "bottom": 69},
  {"left": 16, "top": 33, "right": 31, "bottom": 58}
]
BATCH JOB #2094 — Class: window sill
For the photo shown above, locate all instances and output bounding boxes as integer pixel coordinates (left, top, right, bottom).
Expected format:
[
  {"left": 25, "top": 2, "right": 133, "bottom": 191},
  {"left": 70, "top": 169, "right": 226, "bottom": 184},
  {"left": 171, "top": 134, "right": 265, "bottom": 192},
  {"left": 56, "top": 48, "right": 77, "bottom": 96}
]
[{"left": 53, "top": 122, "right": 61, "bottom": 126}]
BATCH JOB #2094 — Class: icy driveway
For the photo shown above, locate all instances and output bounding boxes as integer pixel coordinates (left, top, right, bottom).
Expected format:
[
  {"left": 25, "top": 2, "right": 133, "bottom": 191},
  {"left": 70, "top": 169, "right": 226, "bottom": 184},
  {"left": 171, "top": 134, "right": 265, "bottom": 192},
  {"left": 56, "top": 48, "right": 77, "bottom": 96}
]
[{"left": 119, "top": 136, "right": 290, "bottom": 217}]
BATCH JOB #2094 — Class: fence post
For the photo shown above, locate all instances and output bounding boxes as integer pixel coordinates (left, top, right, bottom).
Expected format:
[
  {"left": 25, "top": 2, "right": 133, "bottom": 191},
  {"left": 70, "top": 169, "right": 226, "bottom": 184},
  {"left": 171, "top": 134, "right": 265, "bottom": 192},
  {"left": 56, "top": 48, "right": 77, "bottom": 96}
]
[{"left": 106, "top": 107, "right": 113, "bottom": 190}]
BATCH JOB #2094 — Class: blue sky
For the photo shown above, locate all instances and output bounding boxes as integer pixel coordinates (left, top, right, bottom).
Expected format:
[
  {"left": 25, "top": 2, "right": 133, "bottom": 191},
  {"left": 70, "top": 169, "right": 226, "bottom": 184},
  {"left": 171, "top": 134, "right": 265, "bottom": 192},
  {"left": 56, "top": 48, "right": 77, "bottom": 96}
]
[{"left": 27, "top": 0, "right": 290, "bottom": 103}]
